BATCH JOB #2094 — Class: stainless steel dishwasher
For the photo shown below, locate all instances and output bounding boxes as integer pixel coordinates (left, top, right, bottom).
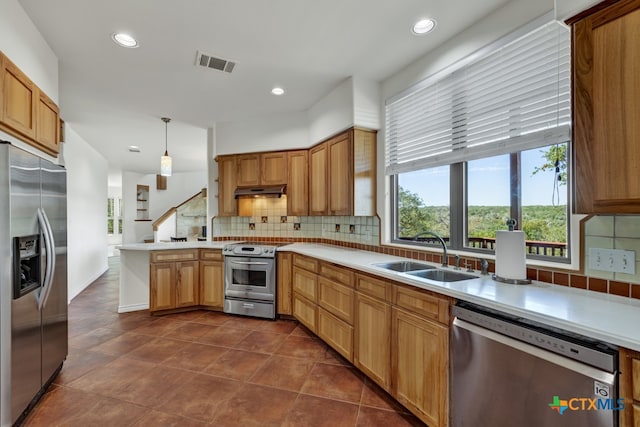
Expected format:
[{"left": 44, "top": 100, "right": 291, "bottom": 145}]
[{"left": 452, "top": 302, "right": 620, "bottom": 427}]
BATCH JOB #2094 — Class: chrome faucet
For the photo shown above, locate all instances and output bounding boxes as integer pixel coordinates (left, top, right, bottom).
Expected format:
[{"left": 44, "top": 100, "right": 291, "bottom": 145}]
[
  {"left": 411, "top": 231, "right": 448, "bottom": 268},
  {"left": 479, "top": 258, "right": 489, "bottom": 275}
]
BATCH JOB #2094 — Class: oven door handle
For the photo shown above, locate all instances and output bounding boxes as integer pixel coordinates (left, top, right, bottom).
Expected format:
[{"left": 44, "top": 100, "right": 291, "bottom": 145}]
[{"left": 228, "top": 260, "right": 270, "bottom": 266}]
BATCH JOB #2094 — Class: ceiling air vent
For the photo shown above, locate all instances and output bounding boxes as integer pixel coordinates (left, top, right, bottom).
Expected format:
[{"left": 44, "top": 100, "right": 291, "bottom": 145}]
[{"left": 195, "top": 50, "right": 236, "bottom": 73}]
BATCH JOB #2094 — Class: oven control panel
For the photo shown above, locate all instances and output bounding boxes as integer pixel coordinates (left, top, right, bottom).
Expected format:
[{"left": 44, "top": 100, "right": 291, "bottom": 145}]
[{"left": 223, "top": 244, "right": 278, "bottom": 258}]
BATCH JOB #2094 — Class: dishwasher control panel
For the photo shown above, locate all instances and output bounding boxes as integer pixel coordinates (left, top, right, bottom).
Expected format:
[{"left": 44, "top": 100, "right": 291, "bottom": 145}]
[{"left": 453, "top": 302, "right": 617, "bottom": 373}]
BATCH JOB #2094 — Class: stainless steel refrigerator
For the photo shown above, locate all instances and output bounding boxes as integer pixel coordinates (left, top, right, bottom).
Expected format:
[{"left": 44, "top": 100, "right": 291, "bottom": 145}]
[{"left": 0, "top": 141, "right": 67, "bottom": 425}]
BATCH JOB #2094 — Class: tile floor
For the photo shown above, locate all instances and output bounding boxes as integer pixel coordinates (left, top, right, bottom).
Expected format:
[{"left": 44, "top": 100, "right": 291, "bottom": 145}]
[{"left": 23, "top": 257, "right": 424, "bottom": 426}]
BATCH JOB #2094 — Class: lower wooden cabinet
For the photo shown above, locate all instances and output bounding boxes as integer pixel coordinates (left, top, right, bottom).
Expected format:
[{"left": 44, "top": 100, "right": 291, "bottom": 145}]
[
  {"left": 199, "top": 249, "right": 224, "bottom": 308},
  {"left": 149, "top": 249, "right": 208, "bottom": 313},
  {"left": 293, "top": 293, "right": 317, "bottom": 332},
  {"left": 200, "top": 260, "right": 223, "bottom": 308},
  {"left": 392, "top": 307, "right": 449, "bottom": 427},
  {"left": 292, "top": 266, "right": 318, "bottom": 302},
  {"left": 318, "top": 307, "right": 353, "bottom": 361},
  {"left": 277, "top": 252, "right": 293, "bottom": 315},
  {"left": 318, "top": 277, "right": 354, "bottom": 324},
  {"left": 354, "top": 292, "right": 391, "bottom": 390},
  {"left": 619, "top": 348, "right": 640, "bottom": 427},
  {"left": 150, "top": 260, "right": 199, "bottom": 312}
]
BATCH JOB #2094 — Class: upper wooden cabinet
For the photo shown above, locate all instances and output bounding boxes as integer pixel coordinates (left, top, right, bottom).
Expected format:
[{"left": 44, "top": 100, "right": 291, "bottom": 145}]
[
  {"left": 309, "top": 143, "right": 328, "bottom": 216},
  {"left": 237, "top": 153, "right": 261, "bottom": 187},
  {"left": 237, "top": 151, "right": 288, "bottom": 187},
  {"left": 570, "top": 0, "right": 640, "bottom": 213},
  {"left": 1, "top": 55, "right": 37, "bottom": 141},
  {"left": 215, "top": 126, "right": 376, "bottom": 217},
  {"left": 287, "top": 150, "right": 308, "bottom": 216},
  {"left": 309, "top": 128, "right": 377, "bottom": 216},
  {"left": 217, "top": 155, "right": 238, "bottom": 217},
  {"left": 0, "top": 52, "right": 61, "bottom": 156},
  {"left": 261, "top": 151, "right": 288, "bottom": 185},
  {"left": 36, "top": 91, "right": 60, "bottom": 155}
]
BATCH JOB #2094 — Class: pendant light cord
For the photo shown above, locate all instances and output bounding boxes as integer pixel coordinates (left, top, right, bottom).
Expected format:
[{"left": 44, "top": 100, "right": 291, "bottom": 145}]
[{"left": 162, "top": 117, "right": 170, "bottom": 156}]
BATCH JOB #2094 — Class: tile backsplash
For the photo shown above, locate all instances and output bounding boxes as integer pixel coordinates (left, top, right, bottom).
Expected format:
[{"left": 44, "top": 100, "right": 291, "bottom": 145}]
[
  {"left": 584, "top": 215, "right": 640, "bottom": 283},
  {"left": 212, "top": 196, "right": 379, "bottom": 244}
]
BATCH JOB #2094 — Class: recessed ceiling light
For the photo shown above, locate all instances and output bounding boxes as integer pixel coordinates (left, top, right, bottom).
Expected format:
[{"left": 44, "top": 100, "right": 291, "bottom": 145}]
[
  {"left": 412, "top": 18, "right": 436, "bottom": 35},
  {"left": 128, "top": 145, "right": 141, "bottom": 153},
  {"left": 111, "top": 33, "right": 139, "bottom": 48},
  {"left": 271, "top": 87, "right": 285, "bottom": 96}
]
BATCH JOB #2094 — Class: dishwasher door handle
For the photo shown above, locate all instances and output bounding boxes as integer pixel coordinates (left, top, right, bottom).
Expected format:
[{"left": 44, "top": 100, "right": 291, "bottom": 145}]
[{"left": 453, "top": 318, "right": 615, "bottom": 384}]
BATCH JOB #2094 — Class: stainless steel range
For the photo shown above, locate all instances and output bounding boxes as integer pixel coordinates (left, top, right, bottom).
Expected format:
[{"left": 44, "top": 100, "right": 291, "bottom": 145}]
[{"left": 222, "top": 242, "right": 279, "bottom": 319}]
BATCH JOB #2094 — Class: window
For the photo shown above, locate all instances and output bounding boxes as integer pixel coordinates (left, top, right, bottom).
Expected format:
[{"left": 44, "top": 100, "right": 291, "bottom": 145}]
[
  {"left": 107, "top": 197, "right": 123, "bottom": 235},
  {"left": 387, "top": 19, "right": 570, "bottom": 261}
]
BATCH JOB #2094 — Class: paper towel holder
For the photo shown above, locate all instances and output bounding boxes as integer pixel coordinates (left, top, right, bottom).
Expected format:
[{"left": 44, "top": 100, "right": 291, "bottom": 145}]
[{"left": 493, "top": 218, "right": 531, "bottom": 284}]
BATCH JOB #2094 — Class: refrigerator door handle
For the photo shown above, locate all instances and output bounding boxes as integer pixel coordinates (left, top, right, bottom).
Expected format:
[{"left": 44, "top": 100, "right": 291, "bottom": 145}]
[{"left": 36, "top": 208, "right": 56, "bottom": 310}]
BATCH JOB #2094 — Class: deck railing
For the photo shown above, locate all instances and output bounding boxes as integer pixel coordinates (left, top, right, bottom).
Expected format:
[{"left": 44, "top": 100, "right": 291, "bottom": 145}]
[{"left": 402, "top": 236, "right": 567, "bottom": 257}]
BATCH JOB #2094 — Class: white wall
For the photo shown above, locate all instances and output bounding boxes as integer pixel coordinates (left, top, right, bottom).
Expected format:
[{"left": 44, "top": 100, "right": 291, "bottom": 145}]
[
  {"left": 121, "top": 170, "right": 207, "bottom": 243},
  {"left": 353, "top": 77, "right": 381, "bottom": 131},
  {"left": 308, "top": 77, "right": 355, "bottom": 144},
  {"left": 216, "top": 112, "right": 309, "bottom": 155},
  {"left": 0, "top": 0, "right": 58, "bottom": 102},
  {"left": 555, "top": 0, "right": 600, "bottom": 21},
  {"left": 65, "top": 125, "right": 109, "bottom": 301}
]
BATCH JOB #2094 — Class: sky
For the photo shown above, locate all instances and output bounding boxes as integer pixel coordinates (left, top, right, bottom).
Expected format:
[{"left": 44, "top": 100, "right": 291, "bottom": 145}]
[{"left": 400, "top": 147, "right": 568, "bottom": 206}]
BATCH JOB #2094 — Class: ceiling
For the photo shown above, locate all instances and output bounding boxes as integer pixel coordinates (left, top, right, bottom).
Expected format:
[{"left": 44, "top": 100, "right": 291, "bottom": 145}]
[{"left": 19, "top": 0, "right": 511, "bottom": 175}]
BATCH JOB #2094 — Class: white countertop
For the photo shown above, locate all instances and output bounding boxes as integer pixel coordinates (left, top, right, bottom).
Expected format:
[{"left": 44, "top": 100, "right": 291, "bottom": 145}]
[
  {"left": 279, "top": 243, "right": 640, "bottom": 351},
  {"left": 118, "top": 241, "right": 243, "bottom": 251}
]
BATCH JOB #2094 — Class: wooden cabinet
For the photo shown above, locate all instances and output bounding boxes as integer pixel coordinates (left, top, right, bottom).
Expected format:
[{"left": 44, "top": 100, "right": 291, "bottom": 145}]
[
  {"left": 261, "top": 151, "right": 288, "bottom": 185},
  {"left": 309, "top": 128, "right": 377, "bottom": 216},
  {"left": 277, "top": 252, "right": 293, "bottom": 315},
  {"left": 318, "top": 277, "right": 354, "bottom": 324},
  {"left": 619, "top": 347, "right": 640, "bottom": 427},
  {"left": 215, "top": 127, "right": 375, "bottom": 217},
  {"left": 327, "top": 131, "right": 352, "bottom": 215},
  {"left": 217, "top": 155, "right": 237, "bottom": 217},
  {"left": 0, "top": 52, "right": 61, "bottom": 156},
  {"left": 287, "top": 150, "right": 308, "bottom": 216},
  {"left": 36, "top": 90, "right": 60, "bottom": 154},
  {"left": 149, "top": 250, "right": 199, "bottom": 313},
  {"left": 199, "top": 249, "right": 223, "bottom": 308},
  {"left": 392, "top": 307, "right": 449, "bottom": 427},
  {"left": 237, "top": 151, "right": 288, "bottom": 187},
  {"left": 292, "top": 254, "right": 319, "bottom": 332},
  {"left": 293, "top": 293, "right": 317, "bottom": 332},
  {"left": 318, "top": 307, "right": 353, "bottom": 360},
  {"left": 237, "top": 153, "right": 261, "bottom": 187},
  {"left": 1, "top": 54, "right": 37, "bottom": 141},
  {"left": 292, "top": 266, "right": 317, "bottom": 302},
  {"left": 309, "top": 143, "right": 328, "bottom": 215},
  {"left": 354, "top": 290, "right": 391, "bottom": 390},
  {"left": 287, "top": 253, "right": 450, "bottom": 426},
  {"left": 570, "top": 1, "right": 640, "bottom": 213}
]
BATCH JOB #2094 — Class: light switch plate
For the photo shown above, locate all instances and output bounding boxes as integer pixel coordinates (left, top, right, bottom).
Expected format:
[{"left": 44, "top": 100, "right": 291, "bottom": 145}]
[{"left": 589, "top": 248, "right": 636, "bottom": 274}]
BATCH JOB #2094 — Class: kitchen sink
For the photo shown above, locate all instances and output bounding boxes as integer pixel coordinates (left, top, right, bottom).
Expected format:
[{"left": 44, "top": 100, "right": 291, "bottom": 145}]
[
  {"left": 406, "top": 269, "right": 476, "bottom": 282},
  {"left": 372, "top": 261, "right": 437, "bottom": 272}
]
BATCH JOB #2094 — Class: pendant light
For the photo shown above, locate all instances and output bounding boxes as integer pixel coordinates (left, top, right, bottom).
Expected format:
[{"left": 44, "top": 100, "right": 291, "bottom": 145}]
[{"left": 160, "top": 117, "right": 172, "bottom": 176}]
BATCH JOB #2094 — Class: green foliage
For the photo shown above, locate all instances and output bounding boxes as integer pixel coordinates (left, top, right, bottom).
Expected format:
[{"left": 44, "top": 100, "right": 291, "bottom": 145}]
[
  {"left": 398, "top": 187, "right": 567, "bottom": 244},
  {"left": 532, "top": 144, "right": 567, "bottom": 185}
]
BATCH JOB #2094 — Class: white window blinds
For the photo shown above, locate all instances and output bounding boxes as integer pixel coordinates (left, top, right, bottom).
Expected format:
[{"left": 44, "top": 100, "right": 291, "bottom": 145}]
[{"left": 385, "top": 21, "right": 571, "bottom": 175}]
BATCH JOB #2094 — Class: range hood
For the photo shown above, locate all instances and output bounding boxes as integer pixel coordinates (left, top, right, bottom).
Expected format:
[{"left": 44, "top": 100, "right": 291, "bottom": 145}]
[{"left": 234, "top": 185, "right": 286, "bottom": 199}]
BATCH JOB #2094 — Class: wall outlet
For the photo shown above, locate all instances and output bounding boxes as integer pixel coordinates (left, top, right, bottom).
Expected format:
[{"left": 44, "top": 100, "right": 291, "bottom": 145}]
[{"left": 589, "top": 248, "right": 636, "bottom": 274}]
